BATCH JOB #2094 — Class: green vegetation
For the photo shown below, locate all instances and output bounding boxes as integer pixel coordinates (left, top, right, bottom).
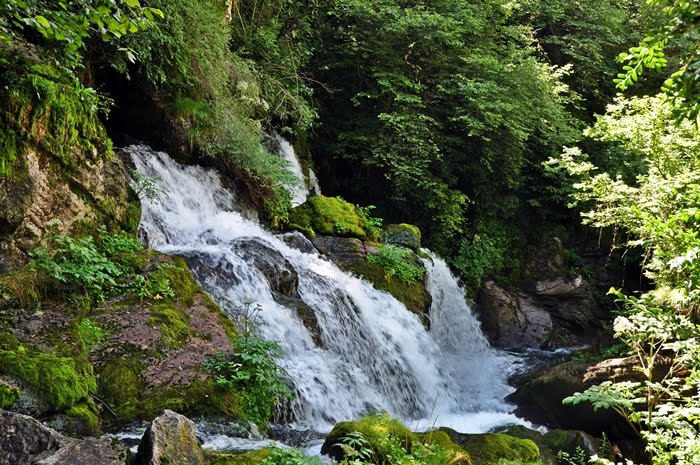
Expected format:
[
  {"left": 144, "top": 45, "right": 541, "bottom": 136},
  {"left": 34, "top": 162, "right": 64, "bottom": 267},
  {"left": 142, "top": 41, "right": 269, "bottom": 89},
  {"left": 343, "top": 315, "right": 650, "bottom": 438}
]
[
  {"left": 29, "top": 227, "right": 173, "bottom": 305},
  {"left": 367, "top": 246, "right": 425, "bottom": 284},
  {"left": 324, "top": 415, "right": 474, "bottom": 465},
  {"left": 287, "top": 196, "right": 373, "bottom": 239},
  {"left": 204, "top": 334, "right": 293, "bottom": 427},
  {"left": 0, "top": 382, "right": 20, "bottom": 410},
  {"left": 455, "top": 434, "right": 540, "bottom": 465}
]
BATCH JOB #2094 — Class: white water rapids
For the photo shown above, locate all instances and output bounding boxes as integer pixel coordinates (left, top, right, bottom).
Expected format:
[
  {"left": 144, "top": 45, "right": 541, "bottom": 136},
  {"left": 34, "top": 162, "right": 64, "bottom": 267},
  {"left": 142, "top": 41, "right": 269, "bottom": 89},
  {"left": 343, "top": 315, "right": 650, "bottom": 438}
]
[{"left": 128, "top": 144, "right": 529, "bottom": 435}]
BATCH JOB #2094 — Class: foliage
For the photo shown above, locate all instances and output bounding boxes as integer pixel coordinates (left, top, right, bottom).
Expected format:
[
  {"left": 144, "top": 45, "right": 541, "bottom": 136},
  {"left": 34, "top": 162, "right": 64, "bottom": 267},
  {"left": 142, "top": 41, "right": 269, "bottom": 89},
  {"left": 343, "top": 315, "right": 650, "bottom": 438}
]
[
  {"left": 613, "top": 0, "right": 700, "bottom": 121},
  {"left": 260, "top": 446, "right": 323, "bottom": 465},
  {"left": 78, "top": 318, "right": 108, "bottom": 348},
  {"left": 29, "top": 228, "right": 173, "bottom": 305},
  {"left": 204, "top": 334, "right": 293, "bottom": 427},
  {"left": 0, "top": 0, "right": 162, "bottom": 69},
  {"left": 564, "top": 292, "right": 700, "bottom": 464},
  {"left": 549, "top": 95, "right": 700, "bottom": 311},
  {"left": 367, "top": 246, "right": 424, "bottom": 284},
  {"left": 310, "top": 0, "right": 580, "bottom": 292}
]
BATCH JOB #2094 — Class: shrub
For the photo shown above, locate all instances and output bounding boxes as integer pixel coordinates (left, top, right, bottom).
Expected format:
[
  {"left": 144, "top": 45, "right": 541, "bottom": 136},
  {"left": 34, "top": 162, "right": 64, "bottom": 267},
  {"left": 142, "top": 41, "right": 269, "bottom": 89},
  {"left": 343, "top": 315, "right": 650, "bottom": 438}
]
[
  {"left": 367, "top": 245, "right": 425, "bottom": 283},
  {"left": 204, "top": 334, "right": 293, "bottom": 427}
]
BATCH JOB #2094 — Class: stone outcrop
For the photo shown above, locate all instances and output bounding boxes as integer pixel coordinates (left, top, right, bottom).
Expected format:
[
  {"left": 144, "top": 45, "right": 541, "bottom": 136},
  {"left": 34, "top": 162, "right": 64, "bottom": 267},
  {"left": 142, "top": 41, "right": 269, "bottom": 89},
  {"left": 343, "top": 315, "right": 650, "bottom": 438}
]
[
  {"left": 134, "top": 410, "right": 204, "bottom": 465},
  {"left": 0, "top": 410, "right": 128, "bottom": 465},
  {"left": 0, "top": 148, "right": 132, "bottom": 271},
  {"left": 476, "top": 237, "right": 605, "bottom": 349},
  {"left": 507, "top": 355, "right": 672, "bottom": 439}
]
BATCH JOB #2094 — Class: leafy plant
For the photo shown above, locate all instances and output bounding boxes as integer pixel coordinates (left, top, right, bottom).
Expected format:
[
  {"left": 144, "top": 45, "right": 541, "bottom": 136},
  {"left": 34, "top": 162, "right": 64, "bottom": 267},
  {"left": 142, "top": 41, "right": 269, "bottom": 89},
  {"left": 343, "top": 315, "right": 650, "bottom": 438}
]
[
  {"left": 261, "top": 446, "right": 323, "bottom": 465},
  {"left": 204, "top": 332, "right": 293, "bottom": 426},
  {"left": 367, "top": 246, "right": 424, "bottom": 284},
  {"left": 28, "top": 228, "right": 171, "bottom": 305}
]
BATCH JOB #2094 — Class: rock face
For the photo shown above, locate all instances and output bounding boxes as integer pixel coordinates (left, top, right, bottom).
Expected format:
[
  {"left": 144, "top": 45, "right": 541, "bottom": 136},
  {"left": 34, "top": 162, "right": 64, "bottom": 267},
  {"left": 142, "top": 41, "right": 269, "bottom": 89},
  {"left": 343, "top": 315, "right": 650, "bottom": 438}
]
[
  {"left": 476, "top": 237, "right": 604, "bottom": 349},
  {"left": 507, "top": 356, "right": 666, "bottom": 439},
  {"left": 0, "top": 148, "right": 131, "bottom": 270},
  {"left": 0, "top": 410, "right": 127, "bottom": 465},
  {"left": 134, "top": 410, "right": 205, "bottom": 465}
]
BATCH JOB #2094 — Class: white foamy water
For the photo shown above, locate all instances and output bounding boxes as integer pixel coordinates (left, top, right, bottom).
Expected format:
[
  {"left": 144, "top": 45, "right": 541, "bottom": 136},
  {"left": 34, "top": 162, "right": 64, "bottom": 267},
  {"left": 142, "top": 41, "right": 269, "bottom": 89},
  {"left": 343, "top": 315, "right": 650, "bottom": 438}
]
[
  {"left": 128, "top": 144, "right": 521, "bottom": 434},
  {"left": 273, "top": 133, "right": 321, "bottom": 206}
]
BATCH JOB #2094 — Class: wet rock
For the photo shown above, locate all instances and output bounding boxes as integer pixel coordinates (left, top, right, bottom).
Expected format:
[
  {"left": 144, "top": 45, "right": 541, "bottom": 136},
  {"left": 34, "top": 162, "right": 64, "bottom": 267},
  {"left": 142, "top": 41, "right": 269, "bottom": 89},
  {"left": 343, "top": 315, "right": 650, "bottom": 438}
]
[
  {"left": 0, "top": 410, "right": 127, "bottom": 465},
  {"left": 278, "top": 231, "right": 318, "bottom": 255},
  {"left": 134, "top": 410, "right": 204, "bottom": 465},
  {"left": 382, "top": 224, "right": 422, "bottom": 251},
  {"left": 507, "top": 356, "right": 670, "bottom": 438},
  {"left": 543, "top": 429, "right": 600, "bottom": 460},
  {"left": 274, "top": 293, "right": 324, "bottom": 347},
  {"left": 477, "top": 279, "right": 554, "bottom": 349},
  {"left": 234, "top": 238, "right": 299, "bottom": 298},
  {"left": 310, "top": 235, "right": 366, "bottom": 269}
]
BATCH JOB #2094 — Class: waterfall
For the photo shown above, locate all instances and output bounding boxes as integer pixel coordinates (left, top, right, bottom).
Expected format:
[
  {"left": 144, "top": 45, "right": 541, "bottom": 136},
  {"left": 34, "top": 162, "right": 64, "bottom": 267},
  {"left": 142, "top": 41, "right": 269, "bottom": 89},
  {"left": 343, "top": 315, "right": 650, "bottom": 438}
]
[
  {"left": 272, "top": 133, "right": 321, "bottom": 206},
  {"left": 128, "top": 145, "right": 525, "bottom": 433}
]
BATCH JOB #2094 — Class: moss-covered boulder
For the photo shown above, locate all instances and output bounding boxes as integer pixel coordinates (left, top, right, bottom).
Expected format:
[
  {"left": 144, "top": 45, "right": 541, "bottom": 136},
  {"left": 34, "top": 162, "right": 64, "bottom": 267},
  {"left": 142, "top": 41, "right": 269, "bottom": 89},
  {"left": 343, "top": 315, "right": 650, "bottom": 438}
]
[
  {"left": 287, "top": 196, "right": 369, "bottom": 239},
  {"left": 205, "top": 449, "right": 271, "bottom": 465},
  {"left": 310, "top": 236, "right": 431, "bottom": 321},
  {"left": 134, "top": 409, "right": 204, "bottom": 465},
  {"left": 383, "top": 224, "right": 422, "bottom": 251},
  {"left": 89, "top": 255, "right": 240, "bottom": 424},
  {"left": 322, "top": 415, "right": 471, "bottom": 465},
  {"left": 440, "top": 428, "right": 540, "bottom": 465}
]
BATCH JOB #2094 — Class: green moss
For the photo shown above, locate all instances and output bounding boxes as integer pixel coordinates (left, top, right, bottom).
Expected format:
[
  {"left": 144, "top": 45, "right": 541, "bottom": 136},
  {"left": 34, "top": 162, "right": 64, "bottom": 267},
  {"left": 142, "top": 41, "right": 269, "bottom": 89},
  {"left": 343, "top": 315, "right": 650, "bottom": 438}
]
[
  {"left": 66, "top": 401, "right": 101, "bottom": 436},
  {"left": 205, "top": 449, "right": 271, "bottom": 465},
  {"left": 147, "top": 256, "right": 236, "bottom": 347},
  {"left": 0, "top": 382, "right": 20, "bottom": 409},
  {"left": 0, "top": 349, "right": 96, "bottom": 411},
  {"left": 348, "top": 257, "right": 431, "bottom": 320},
  {"left": 383, "top": 223, "right": 422, "bottom": 251},
  {"left": 1, "top": 62, "right": 112, "bottom": 177},
  {"left": 325, "top": 414, "right": 415, "bottom": 461},
  {"left": 457, "top": 434, "right": 540, "bottom": 465},
  {"left": 123, "top": 201, "right": 143, "bottom": 234},
  {"left": 288, "top": 196, "right": 368, "bottom": 239},
  {"left": 97, "top": 356, "right": 242, "bottom": 423}
]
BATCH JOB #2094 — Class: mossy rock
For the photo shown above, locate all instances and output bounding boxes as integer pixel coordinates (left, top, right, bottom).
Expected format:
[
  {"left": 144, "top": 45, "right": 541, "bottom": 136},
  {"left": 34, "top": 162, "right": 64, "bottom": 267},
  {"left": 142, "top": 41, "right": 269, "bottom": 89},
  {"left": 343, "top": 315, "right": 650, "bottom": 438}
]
[
  {"left": 442, "top": 429, "right": 540, "bottom": 465},
  {"left": 0, "top": 349, "right": 96, "bottom": 412},
  {"left": 347, "top": 252, "right": 431, "bottom": 321},
  {"left": 287, "top": 196, "right": 368, "bottom": 239},
  {"left": 322, "top": 415, "right": 471, "bottom": 465},
  {"left": 0, "top": 380, "right": 20, "bottom": 409},
  {"left": 383, "top": 224, "right": 422, "bottom": 251},
  {"left": 205, "top": 449, "right": 271, "bottom": 465},
  {"left": 322, "top": 414, "right": 415, "bottom": 462}
]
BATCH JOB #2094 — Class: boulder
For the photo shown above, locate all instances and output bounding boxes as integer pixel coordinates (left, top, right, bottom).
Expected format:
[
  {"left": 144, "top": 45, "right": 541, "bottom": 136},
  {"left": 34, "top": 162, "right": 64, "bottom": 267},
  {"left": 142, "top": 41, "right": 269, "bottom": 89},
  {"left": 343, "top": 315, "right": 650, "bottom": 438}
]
[
  {"left": 477, "top": 279, "right": 554, "bottom": 349},
  {"left": 506, "top": 356, "right": 670, "bottom": 439},
  {"left": 233, "top": 238, "right": 299, "bottom": 298},
  {"left": 382, "top": 224, "right": 422, "bottom": 251},
  {"left": 0, "top": 410, "right": 127, "bottom": 465},
  {"left": 439, "top": 428, "right": 540, "bottom": 465},
  {"left": 278, "top": 231, "right": 318, "bottom": 255},
  {"left": 311, "top": 236, "right": 431, "bottom": 321},
  {"left": 321, "top": 415, "right": 470, "bottom": 465},
  {"left": 287, "top": 195, "right": 369, "bottom": 239},
  {"left": 134, "top": 410, "right": 204, "bottom": 465}
]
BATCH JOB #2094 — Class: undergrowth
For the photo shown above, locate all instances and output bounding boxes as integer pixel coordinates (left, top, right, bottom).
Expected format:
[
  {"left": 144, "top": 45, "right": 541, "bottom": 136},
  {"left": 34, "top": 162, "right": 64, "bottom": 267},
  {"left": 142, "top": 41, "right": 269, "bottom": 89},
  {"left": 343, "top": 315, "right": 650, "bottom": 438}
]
[{"left": 367, "top": 246, "right": 425, "bottom": 283}]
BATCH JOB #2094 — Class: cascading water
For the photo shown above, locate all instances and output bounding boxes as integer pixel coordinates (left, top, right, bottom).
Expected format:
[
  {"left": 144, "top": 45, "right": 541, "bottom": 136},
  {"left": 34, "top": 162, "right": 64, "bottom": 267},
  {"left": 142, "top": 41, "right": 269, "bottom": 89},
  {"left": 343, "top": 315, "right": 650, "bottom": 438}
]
[
  {"left": 128, "top": 144, "right": 526, "bottom": 434},
  {"left": 272, "top": 133, "right": 321, "bottom": 206}
]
